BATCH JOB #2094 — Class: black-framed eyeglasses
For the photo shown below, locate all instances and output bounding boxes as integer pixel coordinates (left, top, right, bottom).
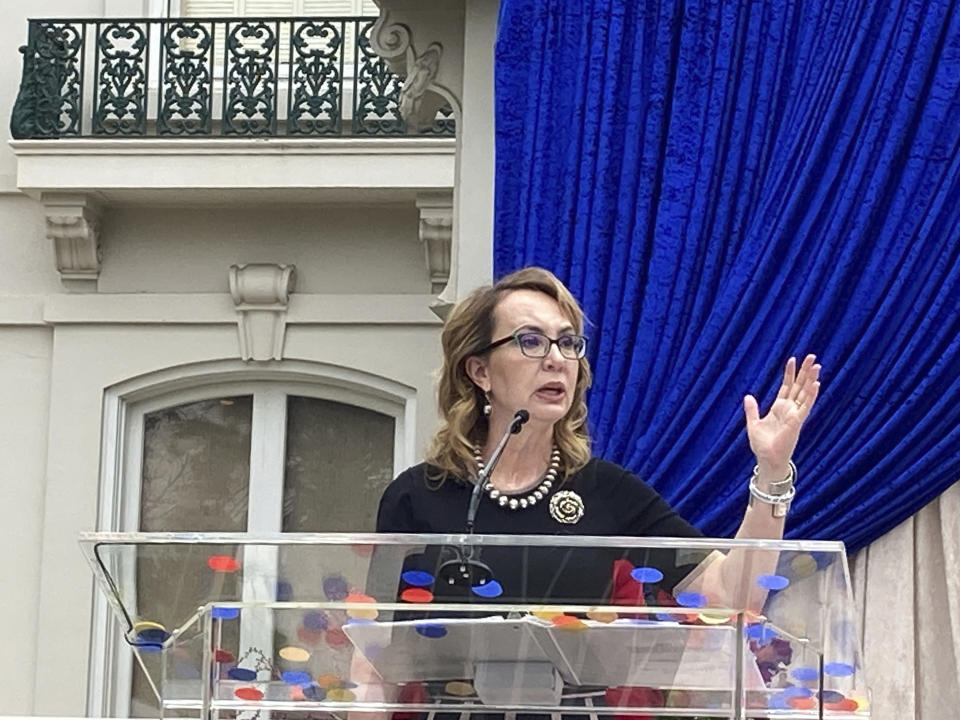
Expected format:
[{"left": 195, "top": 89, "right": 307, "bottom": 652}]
[{"left": 481, "top": 331, "right": 588, "bottom": 359}]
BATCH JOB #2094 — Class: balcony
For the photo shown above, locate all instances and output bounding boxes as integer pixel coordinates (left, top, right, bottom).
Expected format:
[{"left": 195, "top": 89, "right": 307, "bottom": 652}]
[
  {"left": 7, "top": 16, "right": 458, "bottom": 293},
  {"left": 8, "top": 17, "right": 456, "bottom": 208},
  {"left": 10, "top": 16, "right": 454, "bottom": 139}
]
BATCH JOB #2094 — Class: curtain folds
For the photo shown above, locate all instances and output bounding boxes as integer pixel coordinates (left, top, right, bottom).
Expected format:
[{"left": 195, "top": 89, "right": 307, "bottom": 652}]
[
  {"left": 850, "top": 479, "right": 960, "bottom": 718},
  {"left": 494, "top": 0, "right": 960, "bottom": 552}
]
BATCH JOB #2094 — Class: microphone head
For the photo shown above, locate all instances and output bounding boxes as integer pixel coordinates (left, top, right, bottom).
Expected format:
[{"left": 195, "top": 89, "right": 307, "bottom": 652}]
[{"left": 510, "top": 409, "right": 530, "bottom": 433}]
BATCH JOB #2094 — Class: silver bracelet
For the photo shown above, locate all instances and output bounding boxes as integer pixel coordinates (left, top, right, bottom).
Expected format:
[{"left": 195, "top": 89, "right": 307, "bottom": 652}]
[
  {"left": 752, "top": 460, "right": 797, "bottom": 493},
  {"left": 748, "top": 461, "right": 797, "bottom": 518}
]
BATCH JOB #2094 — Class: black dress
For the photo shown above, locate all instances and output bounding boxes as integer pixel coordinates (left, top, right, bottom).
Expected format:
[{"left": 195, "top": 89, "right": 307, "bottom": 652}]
[{"left": 376, "top": 457, "right": 705, "bottom": 604}]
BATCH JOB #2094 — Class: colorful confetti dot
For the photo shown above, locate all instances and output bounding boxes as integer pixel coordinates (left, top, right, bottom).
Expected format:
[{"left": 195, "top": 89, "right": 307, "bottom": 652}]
[
  {"left": 676, "top": 592, "right": 707, "bottom": 608},
  {"left": 282, "top": 670, "right": 313, "bottom": 685},
  {"left": 445, "top": 681, "right": 475, "bottom": 696},
  {"left": 345, "top": 592, "right": 379, "bottom": 620},
  {"left": 211, "top": 607, "right": 239, "bottom": 620},
  {"left": 322, "top": 575, "right": 349, "bottom": 601},
  {"left": 790, "top": 553, "right": 818, "bottom": 578},
  {"left": 214, "top": 649, "right": 235, "bottom": 663},
  {"left": 303, "top": 684, "right": 326, "bottom": 700},
  {"left": 756, "top": 574, "right": 790, "bottom": 590},
  {"left": 325, "top": 628, "right": 350, "bottom": 649},
  {"left": 135, "top": 626, "right": 170, "bottom": 644},
  {"left": 132, "top": 620, "right": 165, "bottom": 632},
  {"left": 586, "top": 609, "right": 618, "bottom": 623},
  {"left": 630, "top": 567, "right": 664, "bottom": 584},
  {"left": 327, "top": 688, "right": 356, "bottom": 702},
  {"left": 825, "top": 698, "right": 859, "bottom": 711},
  {"left": 472, "top": 580, "right": 503, "bottom": 598},
  {"left": 552, "top": 615, "right": 588, "bottom": 631},
  {"left": 698, "top": 611, "right": 732, "bottom": 625},
  {"left": 234, "top": 687, "right": 263, "bottom": 701},
  {"left": 279, "top": 646, "right": 310, "bottom": 662},
  {"left": 228, "top": 668, "right": 257, "bottom": 681},
  {"left": 746, "top": 624, "right": 778, "bottom": 644},
  {"left": 791, "top": 666, "right": 820, "bottom": 682},
  {"left": 303, "top": 611, "right": 329, "bottom": 632},
  {"left": 316, "top": 674, "right": 341, "bottom": 688},
  {"left": 401, "top": 587, "right": 435, "bottom": 603},
  {"left": 207, "top": 555, "right": 240, "bottom": 572},
  {"left": 402, "top": 570, "right": 435, "bottom": 586},
  {"left": 768, "top": 694, "right": 790, "bottom": 709},
  {"left": 415, "top": 623, "right": 447, "bottom": 638},
  {"left": 824, "top": 662, "right": 855, "bottom": 677},
  {"left": 276, "top": 580, "right": 293, "bottom": 601}
]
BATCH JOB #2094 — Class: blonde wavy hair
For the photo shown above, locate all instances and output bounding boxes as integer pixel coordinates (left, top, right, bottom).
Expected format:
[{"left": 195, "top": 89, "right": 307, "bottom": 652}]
[{"left": 425, "top": 267, "right": 592, "bottom": 484}]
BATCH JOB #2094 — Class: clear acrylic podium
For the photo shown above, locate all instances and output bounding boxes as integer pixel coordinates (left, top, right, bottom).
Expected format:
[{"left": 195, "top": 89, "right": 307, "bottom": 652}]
[{"left": 80, "top": 532, "right": 870, "bottom": 719}]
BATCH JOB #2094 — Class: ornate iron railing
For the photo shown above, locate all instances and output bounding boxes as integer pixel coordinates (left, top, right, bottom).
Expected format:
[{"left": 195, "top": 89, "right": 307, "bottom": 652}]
[{"left": 10, "top": 17, "right": 454, "bottom": 138}]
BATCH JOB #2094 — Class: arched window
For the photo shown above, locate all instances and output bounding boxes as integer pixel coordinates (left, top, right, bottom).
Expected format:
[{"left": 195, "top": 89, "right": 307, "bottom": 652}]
[{"left": 90, "top": 361, "right": 416, "bottom": 716}]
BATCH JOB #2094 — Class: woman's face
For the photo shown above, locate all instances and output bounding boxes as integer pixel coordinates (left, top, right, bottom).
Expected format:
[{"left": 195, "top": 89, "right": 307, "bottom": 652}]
[{"left": 467, "top": 289, "right": 581, "bottom": 428}]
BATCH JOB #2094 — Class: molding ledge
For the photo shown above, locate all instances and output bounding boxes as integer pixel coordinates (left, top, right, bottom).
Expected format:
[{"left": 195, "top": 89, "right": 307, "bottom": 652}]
[
  {"left": 12, "top": 293, "right": 444, "bottom": 326},
  {"left": 229, "top": 264, "right": 296, "bottom": 362},
  {"left": 10, "top": 138, "right": 455, "bottom": 205}
]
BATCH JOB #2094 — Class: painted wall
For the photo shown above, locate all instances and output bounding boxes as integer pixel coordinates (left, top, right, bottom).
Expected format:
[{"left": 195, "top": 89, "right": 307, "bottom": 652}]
[{"left": 99, "top": 203, "right": 428, "bottom": 294}]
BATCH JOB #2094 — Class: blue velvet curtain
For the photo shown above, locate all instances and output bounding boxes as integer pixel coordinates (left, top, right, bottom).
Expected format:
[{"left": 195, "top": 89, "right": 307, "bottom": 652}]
[{"left": 493, "top": 0, "right": 960, "bottom": 552}]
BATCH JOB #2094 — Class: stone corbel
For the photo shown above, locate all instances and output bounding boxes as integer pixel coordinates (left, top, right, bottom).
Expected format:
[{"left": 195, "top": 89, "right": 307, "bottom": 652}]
[
  {"left": 229, "top": 263, "right": 296, "bottom": 362},
  {"left": 43, "top": 194, "right": 102, "bottom": 291},
  {"left": 416, "top": 192, "right": 453, "bottom": 295},
  {"left": 370, "top": 9, "right": 462, "bottom": 132}
]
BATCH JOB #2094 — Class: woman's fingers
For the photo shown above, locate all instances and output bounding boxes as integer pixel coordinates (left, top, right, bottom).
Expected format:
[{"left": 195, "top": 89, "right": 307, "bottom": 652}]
[
  {"left": 743, "top": 394, "right": 761, "bottom": 424},
  {"left": 776, "top": 356, "right": 796, "bottom": 399}
]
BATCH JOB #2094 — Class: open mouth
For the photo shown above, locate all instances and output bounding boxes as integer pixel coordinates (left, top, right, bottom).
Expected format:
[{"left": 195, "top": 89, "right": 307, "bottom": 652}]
[{"left": 535, "top": 383, "right": 566, "bottom": 400}]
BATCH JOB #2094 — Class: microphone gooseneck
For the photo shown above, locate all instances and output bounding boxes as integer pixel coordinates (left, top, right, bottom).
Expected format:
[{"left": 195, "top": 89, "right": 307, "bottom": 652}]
[
  {"left": 439, "top": 409, "right": 530, "bottom": 590},
  {"left": 465, "top": 408, "right": 530, "bottom": 533}
]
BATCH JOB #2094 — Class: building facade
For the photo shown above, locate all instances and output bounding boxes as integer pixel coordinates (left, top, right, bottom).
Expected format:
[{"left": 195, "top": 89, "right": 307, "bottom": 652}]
[{"left": 0, "top": 0, "right": 499, "bottom": 714}]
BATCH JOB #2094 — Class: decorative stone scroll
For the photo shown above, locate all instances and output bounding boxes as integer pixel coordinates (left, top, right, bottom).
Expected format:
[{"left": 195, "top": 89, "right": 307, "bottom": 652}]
[
  {"left": 229, "top": 263, "right": 296, "bottom": 362},
  {"left": 43, "top": 194, "right": 101, "bottom": 290},
  {"left": 416, "top": 192, "right": 453, "bottom": 295},
  {"left": 369, "top": 12, "right": 459, "bottom": 132}
]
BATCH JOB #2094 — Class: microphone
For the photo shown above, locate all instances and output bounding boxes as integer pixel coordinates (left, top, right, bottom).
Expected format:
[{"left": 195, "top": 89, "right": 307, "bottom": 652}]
[
  {"left": 436, "top": 409, "right": 529, "bottom": 590},
  {"left": 465, "top": 409, "right": 529, "bottom": 533}
]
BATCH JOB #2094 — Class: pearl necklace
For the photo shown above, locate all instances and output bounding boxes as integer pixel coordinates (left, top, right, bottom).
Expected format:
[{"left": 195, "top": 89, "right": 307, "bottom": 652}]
[{"left": 473, "top": 445, "right": 561, "bottom": 510}]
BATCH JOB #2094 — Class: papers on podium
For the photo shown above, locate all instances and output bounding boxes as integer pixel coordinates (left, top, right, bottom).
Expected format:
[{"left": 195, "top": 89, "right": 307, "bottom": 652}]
[{"left": 343, "top": 614, "right": 761, "bottom": 695}]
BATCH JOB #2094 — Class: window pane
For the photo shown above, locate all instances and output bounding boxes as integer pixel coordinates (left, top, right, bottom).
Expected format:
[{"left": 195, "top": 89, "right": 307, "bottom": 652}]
[
  {"left": 283, "top": 395, "right": 394, "bottom": 531},
  {"left": 132, "top": 395, "right": 252, "bottom": 716},
  {"left": 140, "top": 396, "right": 252, "bottom": 532}
]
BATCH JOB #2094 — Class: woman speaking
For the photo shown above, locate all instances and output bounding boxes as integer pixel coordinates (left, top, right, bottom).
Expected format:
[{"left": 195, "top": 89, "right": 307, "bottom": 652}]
[{"left": 376, "top": 266, "right": 820, "bottom": 603}]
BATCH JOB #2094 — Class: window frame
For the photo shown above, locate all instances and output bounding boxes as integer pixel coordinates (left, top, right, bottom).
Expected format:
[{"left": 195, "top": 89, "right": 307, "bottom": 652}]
[{"left": 88, "top": 359, "right": 417, "bottom": 717}]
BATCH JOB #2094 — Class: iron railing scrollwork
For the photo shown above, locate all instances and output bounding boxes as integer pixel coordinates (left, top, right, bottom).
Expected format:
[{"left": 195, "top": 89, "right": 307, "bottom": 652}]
[
  {"left": 10, "top": 22, "right": 84, "bottom": 138},
  {"left": 11, "top": 16, "right": 455, "bottom": 139}
]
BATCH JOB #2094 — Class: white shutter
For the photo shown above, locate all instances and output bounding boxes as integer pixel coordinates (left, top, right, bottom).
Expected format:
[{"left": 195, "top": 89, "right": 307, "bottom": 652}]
[
  {"left": 241, "top": 0, "right": 298, "bottom": 14},
  {"left": 180, "top": 0, "right": 239, "bottom": 15},
  {"left": 302, "top": 0, "right": 357, "bottom": 14},
  {"left": 301, "top": 0, "right": 365, "bottom": 73},
  {"left": 360, "top": 0, "right": 378, "bottom": 14}
]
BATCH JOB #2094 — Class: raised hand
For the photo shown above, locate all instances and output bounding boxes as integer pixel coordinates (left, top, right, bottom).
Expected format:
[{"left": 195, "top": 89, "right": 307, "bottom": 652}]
[{"left": 742, "top": 354, "right": 821, "bottom": 478}]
